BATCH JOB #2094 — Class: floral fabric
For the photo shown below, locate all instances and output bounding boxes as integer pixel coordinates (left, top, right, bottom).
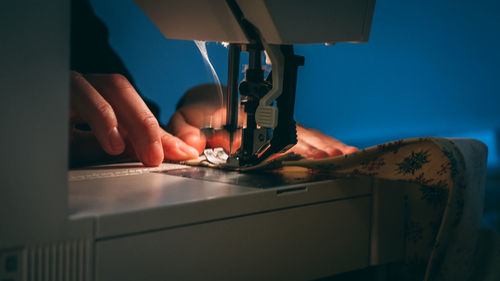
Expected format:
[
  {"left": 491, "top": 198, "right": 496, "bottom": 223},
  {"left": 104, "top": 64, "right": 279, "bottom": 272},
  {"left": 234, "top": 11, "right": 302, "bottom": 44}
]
[{"left": 186, "top": 137, "right": 487, "bottom": 281}]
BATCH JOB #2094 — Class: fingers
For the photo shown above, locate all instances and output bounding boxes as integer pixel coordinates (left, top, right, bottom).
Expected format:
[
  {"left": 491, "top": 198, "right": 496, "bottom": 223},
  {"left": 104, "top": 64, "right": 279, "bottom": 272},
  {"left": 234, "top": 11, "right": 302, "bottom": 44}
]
[
  {"left": 290, "top": 141, "right": 330, "bottom": 159},
  {"left": 70, "top": 71, "right": 125, "bottom": 156},
  {"left": 85, "top": 74, "right": 163, "bottom": 166},
  {"left": 296, "top": 125, "right": 358, "bottom": 157},
  {"left": 71, "top": 72, "right": 202, "bottom": 166},
  {"left": 160, "top": 129, "right": 200, "bottom": 161},
  {"left": 290, "top": 124, "right": 359, "bottom": 159},
  {"left": 342, "top": 146, "right": 359, "bottom": 154},
  {"left": 166, "top": 107, "right": 207, "bottom": 154}
]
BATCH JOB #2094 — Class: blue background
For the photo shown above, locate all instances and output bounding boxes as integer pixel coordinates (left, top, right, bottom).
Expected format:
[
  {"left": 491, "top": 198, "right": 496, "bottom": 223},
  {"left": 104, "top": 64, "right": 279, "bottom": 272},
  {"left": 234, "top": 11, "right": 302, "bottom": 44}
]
[
  {"left": 88, "top": 0, "right": 500, "bottom": 233},
  {"left": 89, "top": 0, "right": 500, "bottom": 169}
]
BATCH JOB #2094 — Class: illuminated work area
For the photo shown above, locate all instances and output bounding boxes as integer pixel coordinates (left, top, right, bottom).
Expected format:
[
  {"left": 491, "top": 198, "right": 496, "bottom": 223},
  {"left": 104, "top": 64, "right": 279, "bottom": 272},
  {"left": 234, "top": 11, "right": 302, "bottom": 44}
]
[{"left": 1, "top": 0, "right": 499, "bottom": 280}]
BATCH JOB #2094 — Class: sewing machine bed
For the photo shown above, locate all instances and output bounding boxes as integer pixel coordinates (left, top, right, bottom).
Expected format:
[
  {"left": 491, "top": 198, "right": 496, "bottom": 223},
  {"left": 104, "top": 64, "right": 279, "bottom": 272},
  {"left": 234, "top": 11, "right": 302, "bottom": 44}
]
[{"left": 68, "top": 162, "right": 403, "bottom": 281}]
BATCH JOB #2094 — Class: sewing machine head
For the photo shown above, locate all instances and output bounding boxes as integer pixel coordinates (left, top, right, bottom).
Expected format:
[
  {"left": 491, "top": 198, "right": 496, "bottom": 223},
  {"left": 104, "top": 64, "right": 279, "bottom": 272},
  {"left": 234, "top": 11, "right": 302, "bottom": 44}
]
[{"left": 135, "top": 0, "right": 376, "bottom": 167}]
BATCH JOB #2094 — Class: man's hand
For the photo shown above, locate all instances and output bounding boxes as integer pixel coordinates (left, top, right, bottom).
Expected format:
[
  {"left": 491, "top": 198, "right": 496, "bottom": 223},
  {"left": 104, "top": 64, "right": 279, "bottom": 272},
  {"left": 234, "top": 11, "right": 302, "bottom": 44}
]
[
  {"left": 167, "top": 104, "right": 358, "bottom": 160},
  {"left": 70, "top": 71, "right": 199, "bottom": 166},
  {"left": 292, "top": 125, "right": 358, "bottom": 158}
]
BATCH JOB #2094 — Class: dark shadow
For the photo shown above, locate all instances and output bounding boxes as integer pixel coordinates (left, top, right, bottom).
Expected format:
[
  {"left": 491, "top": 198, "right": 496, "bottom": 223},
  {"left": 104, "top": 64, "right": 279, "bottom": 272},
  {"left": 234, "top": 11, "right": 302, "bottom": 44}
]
[
  {"left": 483, "top": 128, "right": 500, "bottom": 234},
  {"left": 70, "top": 161, "right": 143, "bottom": 171}
]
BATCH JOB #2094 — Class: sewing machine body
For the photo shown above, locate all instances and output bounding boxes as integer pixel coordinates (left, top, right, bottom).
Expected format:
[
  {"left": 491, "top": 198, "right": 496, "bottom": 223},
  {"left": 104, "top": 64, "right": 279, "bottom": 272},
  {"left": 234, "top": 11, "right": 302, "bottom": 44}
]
[
  {"left": 135, "top": 0, "right": 376, "bottom": 167},
  {"left": 67, "top": 164, "right": 404, "bottom": 281},
  {"left": 0, "top": 1, "right": 390, "bottom": 280},
  {"left": 134, "top": 0, "right": 375, "bottom": 44}
]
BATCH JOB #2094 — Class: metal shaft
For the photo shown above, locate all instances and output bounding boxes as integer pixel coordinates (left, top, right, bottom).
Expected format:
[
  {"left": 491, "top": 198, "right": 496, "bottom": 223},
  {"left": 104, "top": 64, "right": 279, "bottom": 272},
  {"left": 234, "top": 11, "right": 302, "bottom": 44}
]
[{"left": 226, "top": 44, "right": 241, "bottom": 155}]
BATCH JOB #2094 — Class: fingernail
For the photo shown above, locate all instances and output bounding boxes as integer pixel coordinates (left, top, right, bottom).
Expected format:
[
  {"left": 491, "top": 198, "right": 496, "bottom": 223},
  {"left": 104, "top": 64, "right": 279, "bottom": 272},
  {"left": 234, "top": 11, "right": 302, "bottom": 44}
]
[
  {"left": 145, "top": 140, "right": 163, "bottom": 166},
  {"left": 109, "top": 127, "right": 125, "bottom": 154}
]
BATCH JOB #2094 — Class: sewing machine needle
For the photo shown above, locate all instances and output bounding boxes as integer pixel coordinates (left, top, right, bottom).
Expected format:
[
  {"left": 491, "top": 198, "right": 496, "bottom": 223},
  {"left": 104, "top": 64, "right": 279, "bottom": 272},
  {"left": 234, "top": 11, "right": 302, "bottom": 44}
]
[
  {"left": 226, "top": 44, "right": 240, "bottom": 157},
  {"left": 229, "top": 133, "right": 233, "bottom": 155}
]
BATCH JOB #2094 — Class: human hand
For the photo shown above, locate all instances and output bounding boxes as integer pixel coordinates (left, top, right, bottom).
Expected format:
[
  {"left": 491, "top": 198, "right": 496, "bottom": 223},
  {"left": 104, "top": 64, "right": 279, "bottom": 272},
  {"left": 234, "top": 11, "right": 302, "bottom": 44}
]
[
  {"left": 292, "top": 125, "right": 358, "bottom": 159},
  {"left": 167, "top": 103, "right": 357, "bottom": 160},
  {"left": 69, "top": 71, "right": 199, "bottom": 167},
  {"left": 166, "top": 105, "right": 227, "bottom": 154}
]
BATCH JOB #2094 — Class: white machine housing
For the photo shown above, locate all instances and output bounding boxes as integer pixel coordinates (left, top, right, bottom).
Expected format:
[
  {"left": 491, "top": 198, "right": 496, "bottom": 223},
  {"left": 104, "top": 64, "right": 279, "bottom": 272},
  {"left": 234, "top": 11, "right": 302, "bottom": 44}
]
[
  {"left": 134, "top": 0, "right": 375, "bottom": 44},
  {"left": 0, "top": 0, "right": 489, "bottom": 279},
  {"left": 0, "top": 1, "right": 408, "bottom": 281}
]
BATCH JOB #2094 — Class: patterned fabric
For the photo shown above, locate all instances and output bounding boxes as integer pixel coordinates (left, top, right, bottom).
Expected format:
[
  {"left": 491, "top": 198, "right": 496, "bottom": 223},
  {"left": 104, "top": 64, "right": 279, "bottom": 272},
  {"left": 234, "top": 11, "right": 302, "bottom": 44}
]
[
  {"left": 261, "top": 137, "right": 468, "bottom": 281},
  {"left": 186, "top": 137, "right": 487, "bottom": 281}
]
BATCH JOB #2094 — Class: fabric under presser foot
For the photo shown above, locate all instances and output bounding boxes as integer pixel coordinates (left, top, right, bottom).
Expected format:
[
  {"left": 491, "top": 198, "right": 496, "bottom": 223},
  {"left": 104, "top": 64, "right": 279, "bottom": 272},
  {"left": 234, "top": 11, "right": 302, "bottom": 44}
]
[{"left": 177, "top": 137, "right": 486, "bottom": 281}]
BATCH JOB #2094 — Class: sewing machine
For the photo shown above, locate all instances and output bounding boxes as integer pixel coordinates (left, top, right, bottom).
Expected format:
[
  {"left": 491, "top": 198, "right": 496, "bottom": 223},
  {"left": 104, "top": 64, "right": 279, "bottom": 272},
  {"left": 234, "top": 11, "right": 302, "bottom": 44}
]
[
  {"left": 135, "top": 0, "right": 375, "bottom": 167},
  {"left": 0, "top": 1, "right": 408, "bottom": 281}
]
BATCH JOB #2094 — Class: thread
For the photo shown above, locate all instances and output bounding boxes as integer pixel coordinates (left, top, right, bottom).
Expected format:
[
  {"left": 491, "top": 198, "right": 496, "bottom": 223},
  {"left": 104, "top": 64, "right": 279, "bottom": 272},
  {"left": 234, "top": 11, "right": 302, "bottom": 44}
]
[{"left": 194, "top": 40, "right": 224, "bottom": 107}]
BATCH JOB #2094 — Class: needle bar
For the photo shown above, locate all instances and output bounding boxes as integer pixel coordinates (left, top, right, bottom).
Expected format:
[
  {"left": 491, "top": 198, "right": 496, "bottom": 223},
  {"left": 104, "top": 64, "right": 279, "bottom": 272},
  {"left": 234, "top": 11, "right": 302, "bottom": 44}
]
[{"left": 226, "top": 44, "right": 241, "bottom": 155}]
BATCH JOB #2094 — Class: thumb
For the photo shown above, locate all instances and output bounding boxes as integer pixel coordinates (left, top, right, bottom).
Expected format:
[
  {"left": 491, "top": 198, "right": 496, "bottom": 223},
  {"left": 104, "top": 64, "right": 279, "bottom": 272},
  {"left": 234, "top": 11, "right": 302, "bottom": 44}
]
[
  {"left": 166, "top": 111, "right": 207, "bottom": 154},
  {"left": 160, "top": 130, "right": 200, "bottom": 161},
  {"left": 178, "top": 130, "right": 206, "bottom": 154}
]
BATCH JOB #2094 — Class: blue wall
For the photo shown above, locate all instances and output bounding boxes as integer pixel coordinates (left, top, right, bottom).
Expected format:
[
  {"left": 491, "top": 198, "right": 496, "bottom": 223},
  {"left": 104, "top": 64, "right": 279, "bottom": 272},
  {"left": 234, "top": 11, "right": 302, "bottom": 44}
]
[{"left": 90, "top": 0, "right": 500, "bottom": 167}]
